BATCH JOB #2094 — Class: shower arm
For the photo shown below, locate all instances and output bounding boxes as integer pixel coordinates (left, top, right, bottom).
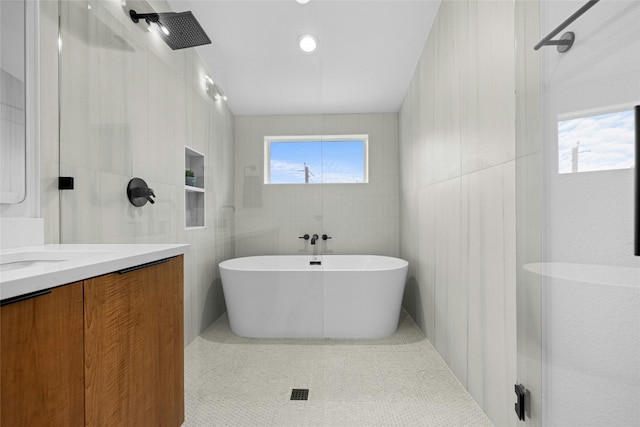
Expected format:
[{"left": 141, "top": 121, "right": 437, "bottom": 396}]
[{"left": 129, "top": 10, "right": 160, "bottom": 25}]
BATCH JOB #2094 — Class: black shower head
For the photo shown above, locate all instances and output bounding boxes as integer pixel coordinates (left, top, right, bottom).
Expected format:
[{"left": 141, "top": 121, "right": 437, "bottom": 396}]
[{"left": 130, "top": 9, "right": 211, "bottom": 50}]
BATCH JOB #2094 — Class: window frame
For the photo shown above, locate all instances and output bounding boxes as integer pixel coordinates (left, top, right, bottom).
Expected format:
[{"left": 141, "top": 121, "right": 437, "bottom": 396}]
[{"left": 264, "top": 134, "right": 369, "bottom": 185}]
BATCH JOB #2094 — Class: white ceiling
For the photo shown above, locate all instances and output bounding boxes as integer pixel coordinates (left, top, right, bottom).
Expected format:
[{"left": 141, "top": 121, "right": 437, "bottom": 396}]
[{"left": 168, "top": 0, "right": 441, "bottom": 116}]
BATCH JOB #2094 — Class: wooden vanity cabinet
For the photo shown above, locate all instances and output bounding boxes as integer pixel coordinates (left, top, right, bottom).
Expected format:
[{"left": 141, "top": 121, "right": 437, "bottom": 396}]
[
  {"left": 1, "top": 282, "right": 85, "bottom": 427},
  {"left": 84, "top": 256, "right": 184, "bottom": 426},
  {"left": 0, "top": 255, "right": 184, "bottom": 427}
]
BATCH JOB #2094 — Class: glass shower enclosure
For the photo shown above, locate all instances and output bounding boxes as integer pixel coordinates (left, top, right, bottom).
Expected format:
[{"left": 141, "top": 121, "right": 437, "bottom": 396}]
[{"left": 517, "top": 0, "right": 640, "bottom": 424}]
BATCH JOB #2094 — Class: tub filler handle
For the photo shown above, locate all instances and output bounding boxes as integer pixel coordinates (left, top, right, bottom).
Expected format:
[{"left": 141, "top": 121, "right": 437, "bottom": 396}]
[
  {"left": 298, "top": 234, "right": 310, "bottom": 240},
  {"left": 322, "top": 234, "right": 332, "bottom": 241}
]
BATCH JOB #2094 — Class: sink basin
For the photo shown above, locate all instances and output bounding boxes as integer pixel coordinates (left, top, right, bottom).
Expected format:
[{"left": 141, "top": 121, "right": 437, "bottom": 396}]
[
  {"left": 1, "top": 260, "right": 68, "bottom": 273},
  {"left": 0, "top": 250, "right": 115, "bottom": 273}
]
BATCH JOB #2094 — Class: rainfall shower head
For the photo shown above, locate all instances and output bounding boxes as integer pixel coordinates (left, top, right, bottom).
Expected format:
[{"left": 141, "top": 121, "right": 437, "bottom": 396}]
[{"left": 130, "top": 9, "right": 211, "bottom": 50}]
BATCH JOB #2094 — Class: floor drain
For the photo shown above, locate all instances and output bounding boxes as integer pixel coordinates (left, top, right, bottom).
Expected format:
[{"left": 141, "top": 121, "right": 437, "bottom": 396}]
[{"left": 290, "top": 388, "right": 309, "bottom": 400}]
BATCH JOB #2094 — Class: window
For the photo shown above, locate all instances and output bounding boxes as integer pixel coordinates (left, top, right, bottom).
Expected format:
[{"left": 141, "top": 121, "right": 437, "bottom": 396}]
[
  {"left": 264, "top": 135, "right": 368, "bottom": 184},
  {"left": 557, "top": 108, "right": 635, "bottom": 174}
]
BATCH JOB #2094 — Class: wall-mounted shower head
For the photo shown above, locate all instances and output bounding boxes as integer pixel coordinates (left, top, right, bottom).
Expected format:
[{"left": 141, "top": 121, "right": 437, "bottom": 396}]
[{"left": 130, "top": 9, "right": 211, "bottom": 50}]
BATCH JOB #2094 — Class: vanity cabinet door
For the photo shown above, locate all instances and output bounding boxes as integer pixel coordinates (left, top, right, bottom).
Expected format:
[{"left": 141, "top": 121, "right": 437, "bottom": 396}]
[
  {"left": 0, "top": 282, "right": 85, "bottom": 427},
  {"left": 83, "top": 255, "right": 184, "bottom": 427}
]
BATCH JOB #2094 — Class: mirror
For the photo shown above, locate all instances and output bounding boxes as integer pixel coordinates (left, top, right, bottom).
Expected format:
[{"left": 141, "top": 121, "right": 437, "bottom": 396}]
[{"left": 1, "top": 0, "right": 26, "bottom": 204}]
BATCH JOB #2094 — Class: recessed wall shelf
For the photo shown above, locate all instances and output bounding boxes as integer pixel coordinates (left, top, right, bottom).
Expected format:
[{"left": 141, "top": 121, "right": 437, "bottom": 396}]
[
  {"left": 185, "top": 185, "right": 205, "bottom": 193},
  {"left": 185, "top": 146, "right": 205, "bottom": 228}
]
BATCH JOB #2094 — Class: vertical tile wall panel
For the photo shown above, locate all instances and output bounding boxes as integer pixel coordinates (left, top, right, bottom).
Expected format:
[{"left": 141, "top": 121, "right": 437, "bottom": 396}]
[
  {"left": 399, "top": 1, "right": 517, "bottom": 425},
  {"left": 417, "top": 185, "right": 436, "bottom": 340}
]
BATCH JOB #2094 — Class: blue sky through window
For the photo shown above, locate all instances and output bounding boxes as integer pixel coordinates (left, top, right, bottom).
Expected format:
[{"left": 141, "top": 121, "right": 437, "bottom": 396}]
[
  {"left": 558, "top": 109, "right": 635, "bottom": 174},
  {"left": 269, "top": 138, "right": 366, "bottom": 184}
]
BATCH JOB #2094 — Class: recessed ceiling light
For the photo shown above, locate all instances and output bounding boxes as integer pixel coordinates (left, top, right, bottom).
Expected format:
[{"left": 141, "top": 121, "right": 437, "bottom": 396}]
[
  {"left": 296, "top": 0, "right": 310, "bottom": 4},
  {"left": 297, "top": 34, "right": 319, "bottom": 54}
]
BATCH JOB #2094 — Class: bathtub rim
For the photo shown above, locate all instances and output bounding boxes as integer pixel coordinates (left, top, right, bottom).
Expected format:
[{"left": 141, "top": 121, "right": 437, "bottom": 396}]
[{"left": 219, "top": 254, "right": 409, "bottom": 273}]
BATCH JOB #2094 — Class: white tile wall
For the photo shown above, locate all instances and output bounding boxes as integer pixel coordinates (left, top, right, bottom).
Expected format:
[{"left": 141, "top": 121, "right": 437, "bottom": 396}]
[
  {"left": 234, "top": 113, "right": 400, "bottom": 258},
  {"left": 0, "top": 218, "right": 43, "bottom": 249},
  {"left": 399, "top": 1, "right": 517, "bottom": 426}
]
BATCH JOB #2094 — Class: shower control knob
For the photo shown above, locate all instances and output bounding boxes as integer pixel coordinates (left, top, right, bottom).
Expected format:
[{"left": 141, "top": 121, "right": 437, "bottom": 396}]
[
  {"left": 298, "top": 234, "right": 310, "bottom": 240},
  {"left": 127, "top": 178, "right": 156, "bottom": 207},
  {"left": 322, "top": 234, "right": 332, "bottom": 241}
]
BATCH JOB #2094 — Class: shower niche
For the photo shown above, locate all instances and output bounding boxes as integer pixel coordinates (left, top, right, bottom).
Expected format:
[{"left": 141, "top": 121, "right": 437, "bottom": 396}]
[{"left": 185, "top": 146, "right": 205, "bottom": 228}]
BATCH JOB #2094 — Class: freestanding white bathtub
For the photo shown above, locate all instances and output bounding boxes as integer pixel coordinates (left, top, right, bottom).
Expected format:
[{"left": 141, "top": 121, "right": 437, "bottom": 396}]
[{"left": 219, "top": 255, "right": 408, "bottom": 339}]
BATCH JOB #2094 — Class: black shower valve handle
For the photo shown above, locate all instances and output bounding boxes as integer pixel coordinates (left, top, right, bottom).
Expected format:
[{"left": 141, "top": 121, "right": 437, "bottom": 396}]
[
  {"left": 144, "top": 188, "right": 156, "bottom": 204},
  {"left": 133, "top": 187, "right": 156, "bottom": 204},
  {"left": 298, "top": 234, "right": 310, "bottom": 240},
  {"left": 127, "top": 178, "right": 156, "bottom": 207},
  {"left": 322, "top": 234, "right": 332, "bottom": 241}
]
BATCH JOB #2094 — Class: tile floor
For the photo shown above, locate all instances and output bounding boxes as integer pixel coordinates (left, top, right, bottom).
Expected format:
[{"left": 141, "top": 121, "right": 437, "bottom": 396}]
[{"left": 184, "top": 311, "right": 493, "bottom": 426}]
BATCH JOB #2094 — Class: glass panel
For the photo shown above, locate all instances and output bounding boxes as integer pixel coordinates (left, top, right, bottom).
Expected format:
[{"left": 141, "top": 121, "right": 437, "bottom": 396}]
[
  {"left": 515, "top": 0, "right": 543, "bottom": 423},
  {"left": 319, "top": 139, "right": 367, "bottom": 184},
  {"left": 57, "top": 0, "right": 242, "bottom": 339},
  {"left": 268, "top": 139, "right": 324, "bottom": 184},
  {"left": 537, "top": 1, "right": 640, "bottom": 426}
]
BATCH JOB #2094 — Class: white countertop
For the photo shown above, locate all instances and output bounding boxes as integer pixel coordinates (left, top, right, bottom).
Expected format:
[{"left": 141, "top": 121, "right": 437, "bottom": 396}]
[{"left": 0, "top": 244, "right": 189, "bottom": 301}]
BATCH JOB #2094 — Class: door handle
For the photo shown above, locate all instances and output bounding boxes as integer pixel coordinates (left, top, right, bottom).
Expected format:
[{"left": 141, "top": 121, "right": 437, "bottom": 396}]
[{"left": 635, "top": 106, "right": 639, "bottom": 256}]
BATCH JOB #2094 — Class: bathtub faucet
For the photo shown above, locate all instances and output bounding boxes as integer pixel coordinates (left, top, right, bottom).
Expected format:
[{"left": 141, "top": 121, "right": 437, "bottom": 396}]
[{"left": 311, "top": 234, "right": 319, "bottom": 245}]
